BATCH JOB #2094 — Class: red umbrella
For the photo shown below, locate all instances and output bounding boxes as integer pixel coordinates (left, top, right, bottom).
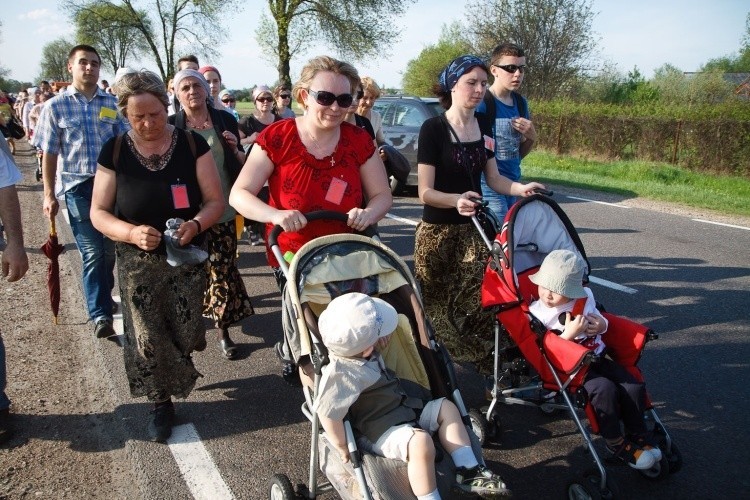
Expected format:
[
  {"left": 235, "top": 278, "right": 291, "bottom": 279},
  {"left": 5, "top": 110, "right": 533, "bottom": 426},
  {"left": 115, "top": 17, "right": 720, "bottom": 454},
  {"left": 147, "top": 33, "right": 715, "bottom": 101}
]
[{"left": 40, "top": 217, "right": 65, "bottom": 324}]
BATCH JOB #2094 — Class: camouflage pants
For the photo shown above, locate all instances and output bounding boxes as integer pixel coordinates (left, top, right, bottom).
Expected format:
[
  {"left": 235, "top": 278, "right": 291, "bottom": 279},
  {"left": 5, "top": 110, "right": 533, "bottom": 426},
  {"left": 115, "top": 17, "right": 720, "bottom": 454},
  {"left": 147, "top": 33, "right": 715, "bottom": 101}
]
[{"left": 414, "top": 222, "right": 506, "bottom": 373}]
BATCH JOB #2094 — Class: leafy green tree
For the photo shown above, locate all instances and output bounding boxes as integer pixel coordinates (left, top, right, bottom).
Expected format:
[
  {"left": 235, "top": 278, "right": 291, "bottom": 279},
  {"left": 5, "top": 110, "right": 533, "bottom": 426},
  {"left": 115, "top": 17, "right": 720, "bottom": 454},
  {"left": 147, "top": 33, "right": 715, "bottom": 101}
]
[
  {"left": 66, "top": 0, "right": 239, "bottom": 81},
  {"left": 574, "top": 62, "right": 624, "bottom": 103},
  {"left": 401, "top": 23, "right": 474, "bottom": 96},
  {"left": 73, "top": 2, "right": 148, "bottom": 74},
  {"left": 701, "top": 12, "right": 750, "bottom": 72},
  {"left": 687, "top": 72, "right": 735, "bottom": 104},
  {"left": 256, "top": 0, "right": 417, "bottom": 87},
  {"left": 37, "top": 38, "right": 75, "bottom": 82},
  {"left": 465, "top": 0, "right": 598, "bottom": 100},
  {"left": 651, "top": 63, "right": 689, "bottom": 104}
]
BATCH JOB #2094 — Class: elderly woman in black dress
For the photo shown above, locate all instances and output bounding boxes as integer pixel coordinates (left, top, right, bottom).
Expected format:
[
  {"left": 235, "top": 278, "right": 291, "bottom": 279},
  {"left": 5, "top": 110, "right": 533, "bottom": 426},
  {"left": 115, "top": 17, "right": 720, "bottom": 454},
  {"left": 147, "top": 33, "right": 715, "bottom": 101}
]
[{"left": 91, "top": 70, "right": 224, "bottom": 442}]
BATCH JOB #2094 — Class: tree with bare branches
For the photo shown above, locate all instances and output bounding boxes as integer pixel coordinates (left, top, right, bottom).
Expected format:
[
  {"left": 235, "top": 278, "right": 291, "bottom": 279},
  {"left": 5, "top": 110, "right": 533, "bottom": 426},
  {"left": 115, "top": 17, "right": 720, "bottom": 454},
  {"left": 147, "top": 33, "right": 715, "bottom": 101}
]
[
  {"left": 466, "top": 0, "right": 598, "bottom": 99},
  {"left": 65, "top": 0, "right": 239, "bottom": 81},
  {"left": 256, "top": 0, "right": 416, "bottom": 87}
]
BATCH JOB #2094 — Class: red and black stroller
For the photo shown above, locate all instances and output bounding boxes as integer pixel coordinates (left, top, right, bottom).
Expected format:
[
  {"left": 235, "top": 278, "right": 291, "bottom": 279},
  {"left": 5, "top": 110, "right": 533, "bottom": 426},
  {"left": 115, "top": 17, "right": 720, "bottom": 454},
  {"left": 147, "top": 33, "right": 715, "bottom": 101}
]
[{"left": 470, "top": 194, "right": 682, "bottom": 498}]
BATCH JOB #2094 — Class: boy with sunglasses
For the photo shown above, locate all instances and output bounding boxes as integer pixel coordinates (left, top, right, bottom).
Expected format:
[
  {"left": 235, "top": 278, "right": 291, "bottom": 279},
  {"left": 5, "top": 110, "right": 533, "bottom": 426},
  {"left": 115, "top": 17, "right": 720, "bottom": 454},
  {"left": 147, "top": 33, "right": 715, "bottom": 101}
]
[{"left": 477, "top": 43, "right": 537, "bottom": 221}]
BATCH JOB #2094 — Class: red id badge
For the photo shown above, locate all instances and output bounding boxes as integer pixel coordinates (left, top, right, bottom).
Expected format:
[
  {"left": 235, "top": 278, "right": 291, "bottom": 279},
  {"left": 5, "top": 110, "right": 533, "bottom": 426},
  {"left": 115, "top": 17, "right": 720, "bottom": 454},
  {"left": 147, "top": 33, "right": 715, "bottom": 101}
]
[
  {"left": 325, "top": 177, "right": 348, "bottom": 205},
  {"left": 483, "top": 135, "right": 496, "bottom": 151},
  {"left": 171, "top": 184, "right": 190, "bottom": 209}
]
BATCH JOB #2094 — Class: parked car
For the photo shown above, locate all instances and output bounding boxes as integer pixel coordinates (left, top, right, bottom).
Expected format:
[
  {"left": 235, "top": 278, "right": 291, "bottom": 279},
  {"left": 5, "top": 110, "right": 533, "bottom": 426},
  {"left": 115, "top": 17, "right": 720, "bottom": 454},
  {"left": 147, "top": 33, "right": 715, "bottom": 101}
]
[{"left": 372, "top": 96, "right": 444, "bottom": 194}]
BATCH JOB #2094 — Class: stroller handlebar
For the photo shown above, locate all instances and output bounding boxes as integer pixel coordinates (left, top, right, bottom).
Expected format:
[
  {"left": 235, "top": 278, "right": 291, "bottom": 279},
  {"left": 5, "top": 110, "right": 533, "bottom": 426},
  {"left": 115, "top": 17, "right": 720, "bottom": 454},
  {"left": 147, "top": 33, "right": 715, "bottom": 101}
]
[
  {"left": 268, "top": 210, "right": 378, "bottom": 248},
  {"left": 268, "top": 211, "right": 380, "bottom": 279}
]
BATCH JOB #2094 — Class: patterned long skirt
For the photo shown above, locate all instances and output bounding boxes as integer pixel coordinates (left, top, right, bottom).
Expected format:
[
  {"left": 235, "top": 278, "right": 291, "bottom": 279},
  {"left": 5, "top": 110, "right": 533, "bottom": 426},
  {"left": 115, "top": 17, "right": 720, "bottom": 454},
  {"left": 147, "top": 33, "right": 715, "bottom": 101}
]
[
  {"left": 203, "top": 220, "right": 255, "bottom": 329},
  {"left": 414, "top": 221, "right": 505, "bottom": 373},
  {"left": 117, "top": 243, "right": 207, "bottom": 401}
]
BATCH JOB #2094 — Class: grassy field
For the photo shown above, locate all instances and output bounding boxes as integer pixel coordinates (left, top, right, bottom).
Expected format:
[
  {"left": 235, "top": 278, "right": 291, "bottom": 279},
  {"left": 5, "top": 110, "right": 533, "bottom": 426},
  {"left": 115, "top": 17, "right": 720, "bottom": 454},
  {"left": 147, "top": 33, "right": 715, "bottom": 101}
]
[
  {"left": 524, "top": 150, "right": 750, "bottom": 217},
  {"left": 235, "top": 102, "right": 255, "bottom": 117},
  {"left": 234, "top": 101, "right": 300, "bottom": 117}
]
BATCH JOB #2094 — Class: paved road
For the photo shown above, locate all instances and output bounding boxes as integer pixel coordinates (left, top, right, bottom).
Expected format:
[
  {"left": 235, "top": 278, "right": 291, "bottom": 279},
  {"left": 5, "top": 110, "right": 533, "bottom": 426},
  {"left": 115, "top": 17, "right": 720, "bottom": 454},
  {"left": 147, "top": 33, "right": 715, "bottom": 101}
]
[{"left": 5, "top": 145, "right": 749, "bottom": 499}]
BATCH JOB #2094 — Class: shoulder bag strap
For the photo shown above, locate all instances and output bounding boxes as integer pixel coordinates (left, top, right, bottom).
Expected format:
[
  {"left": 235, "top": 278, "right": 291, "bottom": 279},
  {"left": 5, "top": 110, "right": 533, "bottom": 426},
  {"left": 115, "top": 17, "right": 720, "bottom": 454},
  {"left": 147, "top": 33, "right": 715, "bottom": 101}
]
[
  {"left": 174, "top": 109, "right": 186, "bottom": 130},
  {"left": 112, "top": 133, "right": 124, "bottom": 168},
  {"left": 185, "top": 129, "right": 197, "bottom": 159},
  {"left": 440, "top": 114, "right": 478, "bottom": 192},
  {"left": 512, "top": 91, "right": 528, "bottom": 118}
]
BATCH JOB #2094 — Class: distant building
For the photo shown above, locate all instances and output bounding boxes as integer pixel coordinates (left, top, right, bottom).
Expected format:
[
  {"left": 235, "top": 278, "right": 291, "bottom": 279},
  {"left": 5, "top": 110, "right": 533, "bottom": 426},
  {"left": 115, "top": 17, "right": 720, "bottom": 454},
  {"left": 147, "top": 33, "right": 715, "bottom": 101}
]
[{"left": 683, "top": 72, "right": 750, "bottom": 99}]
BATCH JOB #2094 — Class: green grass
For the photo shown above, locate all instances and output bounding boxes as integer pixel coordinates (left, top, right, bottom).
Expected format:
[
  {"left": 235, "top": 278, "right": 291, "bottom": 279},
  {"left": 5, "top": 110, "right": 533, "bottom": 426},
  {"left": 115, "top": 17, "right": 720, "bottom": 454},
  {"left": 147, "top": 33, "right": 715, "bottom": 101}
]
[
  {"left": 234, "top": 101, "right": 300, "bottom": 118},
  {"left": 235, "top": 101, "right": 255, "bottom": 117},
  {"left": 523, "top": 150, "right": 750, "bottom": 217}
]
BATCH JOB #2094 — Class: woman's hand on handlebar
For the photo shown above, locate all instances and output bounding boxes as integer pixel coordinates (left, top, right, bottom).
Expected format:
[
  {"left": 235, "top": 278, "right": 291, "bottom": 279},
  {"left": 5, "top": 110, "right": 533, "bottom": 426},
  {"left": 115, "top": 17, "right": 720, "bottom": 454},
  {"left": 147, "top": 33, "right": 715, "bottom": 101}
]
[
  {"left": 347, "top": 208, "right": 374, "bottom": 232},
  {"left": 272, "top": 210, "right": 307, "bottom": 232},
  {"left": 518, "top": 182, "right": 547, "bottom": 197},
  {"left": 456, "top": 191, "right": 482, "bottom": 217}
]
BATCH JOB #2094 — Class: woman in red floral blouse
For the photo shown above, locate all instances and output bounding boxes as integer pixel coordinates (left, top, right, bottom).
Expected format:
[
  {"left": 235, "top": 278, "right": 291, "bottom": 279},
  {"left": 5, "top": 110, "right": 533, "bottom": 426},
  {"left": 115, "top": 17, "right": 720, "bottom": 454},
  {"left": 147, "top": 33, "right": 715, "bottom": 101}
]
[{"left": 229, "top": 55, "right": 392, "bottom": 382}]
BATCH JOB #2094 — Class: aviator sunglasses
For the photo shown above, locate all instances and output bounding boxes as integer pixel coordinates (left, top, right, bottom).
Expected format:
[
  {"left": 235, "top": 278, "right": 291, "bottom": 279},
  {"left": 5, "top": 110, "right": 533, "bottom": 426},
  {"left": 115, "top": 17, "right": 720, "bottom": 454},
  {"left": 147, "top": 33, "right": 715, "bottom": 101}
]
[
  {"left": 493, "top": 64, "right": 526, "bottom": 74},
  {"left": 308, "top": 89, "right": 354, "bottom": 108}
]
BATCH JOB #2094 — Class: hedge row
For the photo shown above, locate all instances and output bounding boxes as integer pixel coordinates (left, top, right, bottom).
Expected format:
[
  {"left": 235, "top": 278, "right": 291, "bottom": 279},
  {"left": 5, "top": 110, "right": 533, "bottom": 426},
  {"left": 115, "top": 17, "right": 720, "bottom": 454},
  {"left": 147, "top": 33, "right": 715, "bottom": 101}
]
[{"left": 533, "top": 114, "right": 750, "bottom": 177}]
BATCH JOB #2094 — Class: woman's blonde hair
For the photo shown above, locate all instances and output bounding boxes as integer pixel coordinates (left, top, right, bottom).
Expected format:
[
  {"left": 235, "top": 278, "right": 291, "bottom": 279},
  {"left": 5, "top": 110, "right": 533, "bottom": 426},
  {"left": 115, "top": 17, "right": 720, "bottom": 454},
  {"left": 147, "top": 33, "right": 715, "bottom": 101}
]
[
  {"left": 114, "top": 70, "right": 169, "bottom": 116},
  {"left": 360, "top": 76, "right": 381, "bottom": 99},
  {"left": 292, "top": 55, "right": 360, "bottom": 109}
]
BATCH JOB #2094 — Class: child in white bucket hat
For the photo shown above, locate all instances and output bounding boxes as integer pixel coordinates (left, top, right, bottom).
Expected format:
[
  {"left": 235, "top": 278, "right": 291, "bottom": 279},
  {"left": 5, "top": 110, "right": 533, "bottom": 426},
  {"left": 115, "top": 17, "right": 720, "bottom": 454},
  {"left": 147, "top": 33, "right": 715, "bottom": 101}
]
[
  {"left": 528, "top": 250, "right": 661, "bottom": 470},
  {"left": 315, "top": 292, "right": 511, "bottom": 498}
]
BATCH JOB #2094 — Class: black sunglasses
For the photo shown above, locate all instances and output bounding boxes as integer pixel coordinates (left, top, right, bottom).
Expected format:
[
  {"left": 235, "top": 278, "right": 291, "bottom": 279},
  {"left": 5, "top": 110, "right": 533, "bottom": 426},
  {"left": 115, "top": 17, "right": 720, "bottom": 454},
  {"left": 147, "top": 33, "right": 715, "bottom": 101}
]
[
  {"left": 308, "top": 89, "right": 354, "bottom": 108},
  {"left": 279, "top": 93, "right": 291, "bottom": 99},
  {"left": 494, "top": 64, "right": 526, "bottom": 74},
  {"left": 256, "top": 96, "right": 274, "bottom": 103},
  {"left": 355, "top": 90, "right": 364, "bottom": 100},
  {"left": 221, "top": 98, "right": 235, "bottom": 103}
]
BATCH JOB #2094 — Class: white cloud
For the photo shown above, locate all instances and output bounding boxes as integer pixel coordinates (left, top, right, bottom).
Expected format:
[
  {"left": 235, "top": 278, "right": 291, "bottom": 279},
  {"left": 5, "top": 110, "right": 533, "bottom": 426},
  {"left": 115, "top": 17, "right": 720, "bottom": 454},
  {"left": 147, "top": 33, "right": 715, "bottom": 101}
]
[{"left": 19, "top": 8, "right": 52, "bottom": 21}]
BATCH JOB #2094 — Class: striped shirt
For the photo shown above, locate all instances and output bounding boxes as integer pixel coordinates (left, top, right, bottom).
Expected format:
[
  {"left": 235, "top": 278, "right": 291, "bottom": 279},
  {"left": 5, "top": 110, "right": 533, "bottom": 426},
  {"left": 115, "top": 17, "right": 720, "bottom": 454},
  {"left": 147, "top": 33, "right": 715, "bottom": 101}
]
[{"left": 33, "top": 86, "right": 129, "bottom": 197}]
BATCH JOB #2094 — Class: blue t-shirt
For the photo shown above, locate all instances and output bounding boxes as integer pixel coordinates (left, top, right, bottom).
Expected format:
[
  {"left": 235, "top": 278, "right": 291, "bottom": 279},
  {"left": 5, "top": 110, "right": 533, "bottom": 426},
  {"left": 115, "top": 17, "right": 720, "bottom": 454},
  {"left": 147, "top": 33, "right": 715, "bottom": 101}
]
[{"left": 476, "top": 93, "right": 529, "bottom": 181}]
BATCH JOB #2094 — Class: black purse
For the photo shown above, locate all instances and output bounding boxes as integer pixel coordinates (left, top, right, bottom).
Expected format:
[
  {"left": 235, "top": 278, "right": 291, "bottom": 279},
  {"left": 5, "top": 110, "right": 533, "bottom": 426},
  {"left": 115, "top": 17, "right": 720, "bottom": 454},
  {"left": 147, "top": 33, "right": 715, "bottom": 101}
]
[{"left": 1, "top": 115, "right": 25, "bottom": 140}]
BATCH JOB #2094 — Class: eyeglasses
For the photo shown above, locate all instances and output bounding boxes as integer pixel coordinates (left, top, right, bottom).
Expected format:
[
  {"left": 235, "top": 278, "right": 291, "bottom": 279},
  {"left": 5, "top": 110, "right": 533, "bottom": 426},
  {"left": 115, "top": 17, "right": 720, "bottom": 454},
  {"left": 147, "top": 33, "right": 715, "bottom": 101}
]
[
  {"left": 493, "top": 64, "right": 526, "bottom": 74},
  {"left": 221, "top": 98, "right": 235, "bottom": 103},
  {"left": 279, "top": 93, "right": 291, "bottom": 99},
  {"left": 256, "top": 96, "right": 273, "bottom": 103},
  {"left": 355, "top": 90, "right": 364, "bottom": 100},
  {"left": 308, "top": 89, "right": 354, "bottom": 108}
]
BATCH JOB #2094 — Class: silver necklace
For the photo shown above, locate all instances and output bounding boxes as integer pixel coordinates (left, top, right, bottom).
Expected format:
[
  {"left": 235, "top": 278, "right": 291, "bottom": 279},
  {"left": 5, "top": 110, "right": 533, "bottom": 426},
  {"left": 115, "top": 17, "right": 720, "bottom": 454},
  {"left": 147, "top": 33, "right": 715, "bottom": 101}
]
[{"left": 306, "top": 128, "right": 338, "bottom": 167}]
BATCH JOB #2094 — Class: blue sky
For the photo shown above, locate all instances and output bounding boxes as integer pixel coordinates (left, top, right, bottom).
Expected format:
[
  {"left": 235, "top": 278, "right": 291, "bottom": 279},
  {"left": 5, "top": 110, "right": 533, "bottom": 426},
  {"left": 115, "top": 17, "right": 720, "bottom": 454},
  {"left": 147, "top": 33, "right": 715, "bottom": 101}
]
[{"left": 1, "top": 0, "right": 748, "bottom": 89}]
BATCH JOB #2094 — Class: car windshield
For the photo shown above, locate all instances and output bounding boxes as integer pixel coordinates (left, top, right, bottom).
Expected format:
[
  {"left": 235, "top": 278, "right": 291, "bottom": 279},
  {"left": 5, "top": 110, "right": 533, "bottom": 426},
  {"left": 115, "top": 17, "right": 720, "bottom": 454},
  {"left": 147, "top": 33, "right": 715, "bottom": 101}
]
[{"left": 425, "top": 101, "right": 444, "bottom": 116}]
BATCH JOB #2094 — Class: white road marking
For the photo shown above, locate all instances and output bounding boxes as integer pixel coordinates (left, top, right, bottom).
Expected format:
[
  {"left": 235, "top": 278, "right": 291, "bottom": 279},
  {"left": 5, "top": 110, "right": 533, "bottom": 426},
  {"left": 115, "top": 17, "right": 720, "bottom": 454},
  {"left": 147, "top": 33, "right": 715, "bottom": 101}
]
[
  {"left": 692, "top": 219, "right": 750, "bottom": 231},
  {"left": 565, "top": 195, "right": 630, "bottom": 208},
  {"left": 111, "top": 298, "right": 231, "bottom": 499},
  {"left": 386, "top": 212, "right": 639, "bottom": 294},
  {"left": 385, "top": 212, "right": 418, "bottom": 226},
  {"left": 167, "top": 424, "right": 235, "bottom": 500},
  {"left": 588, "top": 275, "right": 637, "bottom": 294}
]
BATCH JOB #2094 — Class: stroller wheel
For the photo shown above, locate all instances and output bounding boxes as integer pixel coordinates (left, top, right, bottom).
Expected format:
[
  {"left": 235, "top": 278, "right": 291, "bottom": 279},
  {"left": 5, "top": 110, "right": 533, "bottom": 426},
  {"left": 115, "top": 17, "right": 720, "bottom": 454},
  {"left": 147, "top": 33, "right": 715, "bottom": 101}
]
[
  {"left": 468, "top": 408, "right": 489, "bottom": 446},
  {"left": 269, "top": 473, "right": 298, "bottom": 500},
  {"left": 663, "top": 441, "right": 683, "bottom": 474},
  {"left": 468, "top": 409, "right": 502, "bottom": 446},
  {"left": 653, "top": 424, "right": 683, "bottom": 474},
  {"left": 566, "top": 468, "right": 621, "bottom": 500},
  {"left": 638, "top": 453, "right": 670, "bottom": 481}
]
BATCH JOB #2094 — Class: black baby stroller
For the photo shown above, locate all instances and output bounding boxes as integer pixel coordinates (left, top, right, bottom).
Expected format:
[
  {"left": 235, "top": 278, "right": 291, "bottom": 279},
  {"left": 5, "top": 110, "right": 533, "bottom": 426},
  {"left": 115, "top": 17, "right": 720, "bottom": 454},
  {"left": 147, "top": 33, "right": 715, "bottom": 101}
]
[
  {"left": 267, "top": 212, "right": 490, "bottom": 500},
  {"left": 469, "top": 194, "right": 682, "bottom": 498}
]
